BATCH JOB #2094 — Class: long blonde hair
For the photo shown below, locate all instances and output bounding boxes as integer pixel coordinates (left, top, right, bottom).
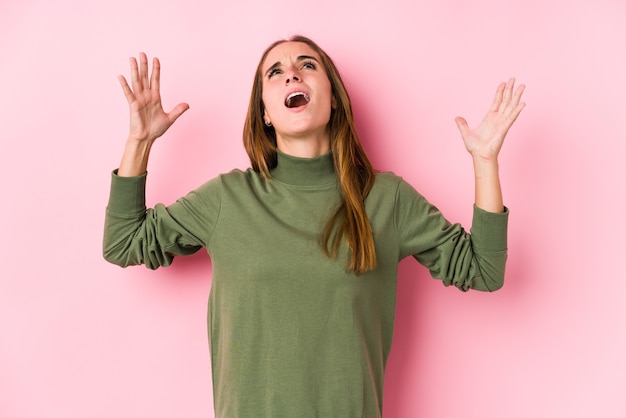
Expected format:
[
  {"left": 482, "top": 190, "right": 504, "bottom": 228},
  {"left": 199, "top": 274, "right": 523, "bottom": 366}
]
[{"left": 243, "top": 35, "right": 376, "bottom": 274}]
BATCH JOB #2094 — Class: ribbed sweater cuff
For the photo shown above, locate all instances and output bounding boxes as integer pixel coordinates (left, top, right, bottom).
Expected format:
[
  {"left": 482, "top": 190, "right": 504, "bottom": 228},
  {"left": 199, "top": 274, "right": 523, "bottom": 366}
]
[
  {"left": 106, "top": 169, "right": 147, "bottom": 214},
  {"left": 470, "top": 205, "right": 509, "bottom": 251}
]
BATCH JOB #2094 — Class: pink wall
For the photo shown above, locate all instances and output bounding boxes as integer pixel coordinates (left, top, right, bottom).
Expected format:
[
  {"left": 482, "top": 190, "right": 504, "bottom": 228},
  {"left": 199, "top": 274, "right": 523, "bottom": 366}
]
[{"left": 2, "top": 0, "right": 625, "bottom": 417}]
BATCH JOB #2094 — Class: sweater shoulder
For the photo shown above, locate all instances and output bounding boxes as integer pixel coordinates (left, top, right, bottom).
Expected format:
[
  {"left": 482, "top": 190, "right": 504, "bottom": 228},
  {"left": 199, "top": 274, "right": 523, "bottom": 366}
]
[
  {"left": 372, "top": 171, "right": 403, "bottom": 190},
  {"left": 218, "top": 167, "right": 261, "bottom": 184},
  {"left": 372, "top": 171, "right": 428, "bottom": 201},
  {"left": 371, "top": 171, "right": 411, "bottom": 201},
  {"left": 215, "top": 168, "right": 270, "bottom": 195}
]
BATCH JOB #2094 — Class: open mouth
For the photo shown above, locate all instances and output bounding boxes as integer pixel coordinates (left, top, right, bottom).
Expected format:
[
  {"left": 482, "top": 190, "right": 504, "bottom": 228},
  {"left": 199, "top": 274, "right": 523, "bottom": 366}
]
[{"left": 285, "top": 92, "right": 310, "bottom": 108}]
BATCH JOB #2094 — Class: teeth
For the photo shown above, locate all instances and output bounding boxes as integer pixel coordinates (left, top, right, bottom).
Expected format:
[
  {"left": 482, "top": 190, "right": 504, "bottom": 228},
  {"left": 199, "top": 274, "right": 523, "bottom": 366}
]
[
  {"left": 287, "top": 92, "right": 309, "bottom": 100},
  {"left": 285, "top": 92, "right": 310, "bottom": 108}
]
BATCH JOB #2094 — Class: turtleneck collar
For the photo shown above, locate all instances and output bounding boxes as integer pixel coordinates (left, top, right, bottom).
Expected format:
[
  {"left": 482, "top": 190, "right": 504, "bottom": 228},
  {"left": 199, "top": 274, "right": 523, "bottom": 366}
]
[{"left": 269, "top": 149, "right": 336, "bottom": 186}]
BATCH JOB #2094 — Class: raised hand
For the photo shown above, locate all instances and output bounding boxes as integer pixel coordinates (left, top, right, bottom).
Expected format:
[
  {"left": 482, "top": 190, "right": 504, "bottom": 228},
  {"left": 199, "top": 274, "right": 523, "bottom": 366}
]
[
  {"left": 455, "top": 78, "right": 525, "bottom": 162},
  {"left": 453, "top": 79, "right": 526, "bottom": 213},
  {"left": 117, "top": 53, "right": 189, "bottom": 176},
  {"left": 118, "top": 53, "right": 189, "bottom": 143}
]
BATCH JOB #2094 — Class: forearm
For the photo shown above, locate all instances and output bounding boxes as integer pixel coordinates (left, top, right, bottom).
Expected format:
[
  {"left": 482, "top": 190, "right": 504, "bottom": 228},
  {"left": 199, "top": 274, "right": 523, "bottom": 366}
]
[
  {"left": 117, "top": 137, "right": 154, "bottom": 177},
  {"left": 473, "top": 157, "right": 504, "bottom": 213}
]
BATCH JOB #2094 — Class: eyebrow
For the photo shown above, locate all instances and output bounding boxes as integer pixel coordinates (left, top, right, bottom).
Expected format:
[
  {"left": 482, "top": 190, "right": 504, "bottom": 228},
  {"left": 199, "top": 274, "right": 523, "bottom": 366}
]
[{"left": 264, "top": 55, "right": 320, "bottom": 77}]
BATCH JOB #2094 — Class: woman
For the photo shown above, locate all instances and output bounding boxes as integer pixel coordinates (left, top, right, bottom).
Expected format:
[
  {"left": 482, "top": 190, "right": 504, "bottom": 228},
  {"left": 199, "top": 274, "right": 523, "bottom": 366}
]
[{"left": 104, "top": 35, "right": 525, "bottom": 417}]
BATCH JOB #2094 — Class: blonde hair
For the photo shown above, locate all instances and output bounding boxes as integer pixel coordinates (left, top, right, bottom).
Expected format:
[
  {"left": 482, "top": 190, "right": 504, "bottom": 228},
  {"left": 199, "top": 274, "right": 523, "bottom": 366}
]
[{"left": 243, "top": 35, "right": 376, "bottom": 274}]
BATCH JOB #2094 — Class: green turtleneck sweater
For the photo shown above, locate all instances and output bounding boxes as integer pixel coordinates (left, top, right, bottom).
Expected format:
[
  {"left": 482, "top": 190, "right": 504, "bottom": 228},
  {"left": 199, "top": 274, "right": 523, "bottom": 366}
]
[{"left": 103, "top": 151, "right": 508, "bottom": 418}]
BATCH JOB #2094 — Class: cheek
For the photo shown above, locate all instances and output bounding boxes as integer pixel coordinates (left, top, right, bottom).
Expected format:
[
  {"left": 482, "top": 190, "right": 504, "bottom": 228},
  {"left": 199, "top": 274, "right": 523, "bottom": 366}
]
[
  {"left": 321, "top": 80, "right": 334, "bottom": 108},
  {"left": 261, "top": 92, "right": 278, "bottom": 117}
]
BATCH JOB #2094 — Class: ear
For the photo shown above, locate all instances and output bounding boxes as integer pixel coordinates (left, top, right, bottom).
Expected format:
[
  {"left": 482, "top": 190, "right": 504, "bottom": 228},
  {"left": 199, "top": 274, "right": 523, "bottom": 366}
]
[
  {"left": 331, "top": 96, "right": 337, "bottom": 110},
  {"left": 263, "top": 109, "right": 271, "bottom": 126}
]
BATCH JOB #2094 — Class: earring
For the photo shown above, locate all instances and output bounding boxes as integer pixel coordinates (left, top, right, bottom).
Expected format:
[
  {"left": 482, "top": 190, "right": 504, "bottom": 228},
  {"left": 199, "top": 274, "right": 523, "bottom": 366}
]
[{"left": 264, "top": 120, "right": 272, "bottom": 127}]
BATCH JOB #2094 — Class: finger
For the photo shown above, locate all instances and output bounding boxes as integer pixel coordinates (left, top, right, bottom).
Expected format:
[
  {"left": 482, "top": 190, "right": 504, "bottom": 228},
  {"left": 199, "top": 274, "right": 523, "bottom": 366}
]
[
  {"left": 505, "top": 101, "right": 526, "bottom": 126},
  {"left": 139, "top": 52, "right": 149, "bottom": 90},
  {"left": 501, "top": 78, "right": 515, "bottom": 111},
  {"left": 118, "top": 75, "right": 136, "bottom": 104},
  {"left": 129, "top": 56, "right": 142, "bottom": 93},
  {"left": 511, "top": 83, "right": 526, "bottom": 108},
  {"left": 167, "top": 102, "right": 190, "bottom": 124},
  {"left": 454, "top": 116, "right": 470, "bottom": 137},
  {"left": 151, "top": 57, "right": 161, "bottom": 94},
  {"left": 489, "top": 82, "right": 505, "bottom": 113},
  {"left": 504, "top": 82, "right": 525, "bottom": 116}
]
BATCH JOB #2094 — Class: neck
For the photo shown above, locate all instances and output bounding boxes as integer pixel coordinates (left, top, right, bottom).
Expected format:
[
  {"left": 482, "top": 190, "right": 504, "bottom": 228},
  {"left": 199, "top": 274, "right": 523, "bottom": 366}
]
[{"left": 276, "top": 132, "right": 331, "bottom": 158}]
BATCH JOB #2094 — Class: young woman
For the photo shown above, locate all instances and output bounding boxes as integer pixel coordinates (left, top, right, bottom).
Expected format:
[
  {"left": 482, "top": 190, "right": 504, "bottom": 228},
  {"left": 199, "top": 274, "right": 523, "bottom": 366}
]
[{"left": 104, "top": 35, "right": 525, "bottom": 417}]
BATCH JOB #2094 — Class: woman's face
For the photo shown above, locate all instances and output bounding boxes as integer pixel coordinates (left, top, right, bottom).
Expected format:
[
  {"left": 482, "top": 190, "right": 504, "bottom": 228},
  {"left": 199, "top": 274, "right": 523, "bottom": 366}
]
[{"left": 261, "top": 41, "right": 335, "bottom": 147}]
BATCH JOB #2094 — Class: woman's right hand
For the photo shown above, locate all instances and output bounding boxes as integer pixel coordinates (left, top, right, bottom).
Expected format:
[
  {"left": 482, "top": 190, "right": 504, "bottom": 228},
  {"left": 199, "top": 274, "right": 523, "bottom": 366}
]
[
  {"left": 119, "top": 52, "right": 189, "bottom": 143},
  {"left": 116, "top": 53, "right": 189, "bottom": 176}
]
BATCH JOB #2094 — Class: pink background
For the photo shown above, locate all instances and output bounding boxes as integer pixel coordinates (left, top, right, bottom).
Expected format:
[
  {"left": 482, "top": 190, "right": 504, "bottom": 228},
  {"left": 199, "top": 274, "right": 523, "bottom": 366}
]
[{"left": 1, "top": 0, "right": 625, "bottom": 417}]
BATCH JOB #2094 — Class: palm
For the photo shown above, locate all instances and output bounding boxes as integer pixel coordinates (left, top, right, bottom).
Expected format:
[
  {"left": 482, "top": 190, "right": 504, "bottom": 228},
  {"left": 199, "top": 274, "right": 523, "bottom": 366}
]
[
  {"left": 128, "top": 89, "right": 172, "bottom": 140},
  {"left": 119, "top": 53, "right": 188, "bottom": 142},
  {"left": 455, "top": 79, "right": 525, "bottom": 161}
]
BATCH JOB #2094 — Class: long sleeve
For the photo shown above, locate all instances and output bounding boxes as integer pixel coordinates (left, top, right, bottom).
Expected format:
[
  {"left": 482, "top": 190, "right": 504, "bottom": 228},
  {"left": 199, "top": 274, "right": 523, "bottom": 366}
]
[
  {"left": 103, "top": 170, "right": 221, "bottom": 269},
  {"left": 393, "top": 178, "right": 509, "bottom": 292}
]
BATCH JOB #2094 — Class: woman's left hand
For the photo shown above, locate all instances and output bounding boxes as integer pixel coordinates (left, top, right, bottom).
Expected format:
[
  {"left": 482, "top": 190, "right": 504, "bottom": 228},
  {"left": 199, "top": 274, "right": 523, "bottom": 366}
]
[{"left": 455, "top": 78, "right": 525, "bottom": 161}]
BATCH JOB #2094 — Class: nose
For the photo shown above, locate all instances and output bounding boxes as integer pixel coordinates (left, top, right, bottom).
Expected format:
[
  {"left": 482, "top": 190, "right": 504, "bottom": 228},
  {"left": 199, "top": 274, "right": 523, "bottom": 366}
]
[{"left": 285, "top": 68, "right": 301, "bottom": 84}]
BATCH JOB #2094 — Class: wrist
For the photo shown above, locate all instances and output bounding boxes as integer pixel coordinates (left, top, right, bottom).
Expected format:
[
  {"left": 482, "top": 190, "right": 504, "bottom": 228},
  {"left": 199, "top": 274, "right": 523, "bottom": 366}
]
[
  {"left": 472, "top": 158, "right": 504, "bottom": 213},
  {"left": 117, "top": 138, "right": 154, "bottom": 177},
  {"left": 472, "top": 156, "right": 499, "bottom": 178}
]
